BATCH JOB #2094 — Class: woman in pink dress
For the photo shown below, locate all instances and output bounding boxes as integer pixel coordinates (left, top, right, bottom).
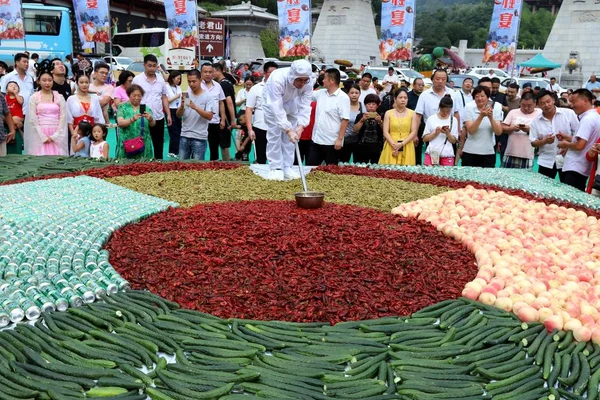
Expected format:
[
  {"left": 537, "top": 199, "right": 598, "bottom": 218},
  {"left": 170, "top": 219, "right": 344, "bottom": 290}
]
[{"left": 24, "top": 60, "right": 68, "bottom": 156}]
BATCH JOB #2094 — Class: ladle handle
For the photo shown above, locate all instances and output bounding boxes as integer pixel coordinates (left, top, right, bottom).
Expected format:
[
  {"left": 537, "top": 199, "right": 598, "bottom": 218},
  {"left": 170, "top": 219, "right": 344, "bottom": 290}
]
[{"left": 294, "top": 141, "right": 308, "bottom": 192}]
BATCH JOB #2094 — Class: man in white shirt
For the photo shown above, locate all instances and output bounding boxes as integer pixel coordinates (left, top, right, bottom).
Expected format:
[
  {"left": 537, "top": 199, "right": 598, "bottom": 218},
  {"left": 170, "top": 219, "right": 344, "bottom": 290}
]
[
  {"left": 27, "top": 53, "right": 38, "bottom": 78},
  {"left": 382, "top": 67, "right": 399, "bottom": 94},
  {"left": 246, "top": 61, "right": 278, "bottom": 164},
  {"left": 175, "top": 69, "right": 216, "bottom": 161},
  {"left": 263, "top": 59, "right": 313, "bottom": 180},
  {"left": 557, "top": 88, "right": 600, "bottom": 191},
  {"left": 358, "top": 72, "right": 377, "bottom": 108},
  {"left": 89, "top": 62, "right": 114, "bottom": 126},
  {"left": 453, "top": 77, "right": 474, "bottom": 133},
  {"left": 545, "top": 77, "right": 562, "bottom": 94},
  {"left": 0, "top": 53, "right": 35, "bottom": 115},
  {"left": 413, "top": 69, "right": 456, "bottom": 164},
  {"left": 530, "top": 88, "right": 579, "bottom": 181},
  {"left": 132, "top": 54, "right": 172, "bottom": 159},
  {"left": 307, "top": 68, "right": 350, "bottom": 166},
  {"left": 199, "top": 63, "right": 227, "bottom": 161}
]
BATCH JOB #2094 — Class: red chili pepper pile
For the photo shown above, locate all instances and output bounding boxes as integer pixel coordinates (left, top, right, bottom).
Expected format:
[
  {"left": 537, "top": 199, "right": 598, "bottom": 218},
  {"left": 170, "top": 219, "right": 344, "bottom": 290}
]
[
  {"left": 106, "top": 201, "right": 478, "bottom": 324},
  {"left": 319, "top": 165, "right": 600, "bottom": 219}
]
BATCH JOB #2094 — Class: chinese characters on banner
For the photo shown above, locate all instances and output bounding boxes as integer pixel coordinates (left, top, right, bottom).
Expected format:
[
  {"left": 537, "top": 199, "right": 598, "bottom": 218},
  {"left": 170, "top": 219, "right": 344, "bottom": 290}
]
[
  {"left": 482, "top": 0, "right": 523, "bottom": 71},
  {"left": 164, "top": 0, "right": 198, "bottom": 49},
  {"left": 380, "top": 0, "right": 415, "bottom": 61},
  {"left": 0, "top": 0, "right": 24, "bottom": 40},
  {"left": 276, "top": 0, "right": 310, "bottom": 58},
  {"left": 73, "top": 0, "right": 110, "bottom": 49},
  {"left": 199, "top": 18, "right": 225, "bottom": 58}
]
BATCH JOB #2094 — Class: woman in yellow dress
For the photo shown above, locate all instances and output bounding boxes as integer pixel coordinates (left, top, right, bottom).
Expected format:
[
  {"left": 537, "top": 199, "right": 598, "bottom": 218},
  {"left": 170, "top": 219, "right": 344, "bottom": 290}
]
[{"left": 379, "top": 88, "right": 417, "bottom": 165}]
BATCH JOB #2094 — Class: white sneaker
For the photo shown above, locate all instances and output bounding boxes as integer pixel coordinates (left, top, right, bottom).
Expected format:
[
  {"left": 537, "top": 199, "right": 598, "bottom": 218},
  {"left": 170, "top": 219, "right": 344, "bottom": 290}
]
[
  {"left": 266, "top": 169, "right": 285, "bottom": 181},
  {"left": 283, "top": 168, "right": 301, "bottom": 180}
]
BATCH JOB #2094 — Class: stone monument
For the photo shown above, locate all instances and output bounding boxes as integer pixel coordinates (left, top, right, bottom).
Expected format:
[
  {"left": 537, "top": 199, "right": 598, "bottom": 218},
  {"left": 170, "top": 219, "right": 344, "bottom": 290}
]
[
  {"left": 211, "top": 1, "right": 277, "bottom": 61},
  {"left": 312, "top": 0, "right": 380, "bottom": 67},
  {"left": 543, "top": 0, "right": 600, "bottom": 89}
]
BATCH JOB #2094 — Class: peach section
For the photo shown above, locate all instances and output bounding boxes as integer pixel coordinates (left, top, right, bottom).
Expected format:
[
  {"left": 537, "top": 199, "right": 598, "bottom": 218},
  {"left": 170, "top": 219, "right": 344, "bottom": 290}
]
[{"left": 392, "top": 186, "right": 600, "bottom": 343}]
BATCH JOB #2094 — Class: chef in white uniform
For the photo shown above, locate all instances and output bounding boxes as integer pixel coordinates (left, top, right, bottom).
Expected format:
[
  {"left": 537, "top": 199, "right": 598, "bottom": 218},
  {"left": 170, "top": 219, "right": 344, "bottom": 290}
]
[{"left": 263, "top": 60, "right": 314, "bottom": 180}]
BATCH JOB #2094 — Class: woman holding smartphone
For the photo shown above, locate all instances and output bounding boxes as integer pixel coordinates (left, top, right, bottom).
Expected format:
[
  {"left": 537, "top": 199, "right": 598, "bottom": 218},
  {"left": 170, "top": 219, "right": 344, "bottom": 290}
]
[
  {"left": 116, "top": 84, "right": 155, "bottom": 159},
  {"left": 461, "top": 85, "right": 503, "bottom": 168},
  {"left": 423, "top": 95, "right": 459, "bottom": 166},
  {"left": 379, "top": 88, "right": 417, "bottom": 165},
  {"left": 353, "top": 93, "right": 383, "bottom": 163}
]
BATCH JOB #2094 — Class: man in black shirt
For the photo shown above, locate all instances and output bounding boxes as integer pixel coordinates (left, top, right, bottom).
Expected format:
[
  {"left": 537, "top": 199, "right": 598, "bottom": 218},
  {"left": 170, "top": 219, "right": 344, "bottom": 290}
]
[
  {"left": 491, "top": 77, "right": 508, "bottom": 113},
  {"left": 407, "top": 78, "right": 425, "bottom": 164},
  {"left": 51, "top": 58, "right": 73, "bottom": 101},
  {"left": 213, "top": 63, "right": 239, "bottom": 161}
]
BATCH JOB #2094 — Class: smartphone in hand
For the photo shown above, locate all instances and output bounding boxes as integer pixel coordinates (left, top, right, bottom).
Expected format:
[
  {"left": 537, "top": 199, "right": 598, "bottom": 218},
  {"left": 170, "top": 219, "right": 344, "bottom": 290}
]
[{"left": 140, "top": 104, "right": 146, "bottom": 114}]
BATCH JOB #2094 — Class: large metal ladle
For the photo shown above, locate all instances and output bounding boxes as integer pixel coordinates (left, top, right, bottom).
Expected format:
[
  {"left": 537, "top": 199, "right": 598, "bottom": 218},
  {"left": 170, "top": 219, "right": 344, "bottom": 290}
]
[{"left": 293, "top": 141, "right": 324, "bottom": 209}]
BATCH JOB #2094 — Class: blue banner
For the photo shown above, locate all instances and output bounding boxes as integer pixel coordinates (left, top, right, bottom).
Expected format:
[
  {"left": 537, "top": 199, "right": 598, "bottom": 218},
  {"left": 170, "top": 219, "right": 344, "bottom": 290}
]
[
  {"left": 483, "top": 0, "right": 523, "bottom": 71},
  {"left": 277, "top": 0, "right": 310, "bottom": 58},
  {"left": 0, "top": 0, "right": 24, "bottom": 40},
  {"left": 164, "top": 0, "right": 198, "bottom": 49},
  {"left": 73, "top": 0, "right": 110, "bottom": 49},
  {"left": 380, "top": 0, "right": 415, "bottom": 62}
]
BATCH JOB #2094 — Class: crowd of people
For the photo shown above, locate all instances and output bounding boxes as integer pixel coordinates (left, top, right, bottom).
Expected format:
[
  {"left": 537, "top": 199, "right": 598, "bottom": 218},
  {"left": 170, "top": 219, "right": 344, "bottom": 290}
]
[{"left": 1, "top": 51, "right": 600, "bottom": 195}]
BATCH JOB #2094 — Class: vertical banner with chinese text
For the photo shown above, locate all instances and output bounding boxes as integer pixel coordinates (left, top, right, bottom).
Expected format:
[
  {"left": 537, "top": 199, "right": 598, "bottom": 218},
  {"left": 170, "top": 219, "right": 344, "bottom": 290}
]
[
  {"left": 482, "top": 0, "right": 523, "bottom": 71},
  {"left": 380, "top": 0, "right": 415, "bottom": 62},
  {"left": 277, "top": 0, "right": 311, "bottom": 58},
  {"left": 0, "top": 0, "right": 24, "bottom": 40},
  {"left": 164, "top": 0, "right": 198, "bottom": 49},
  {"left": 73, "top": 0, "right": 110, "bottom": 49}
]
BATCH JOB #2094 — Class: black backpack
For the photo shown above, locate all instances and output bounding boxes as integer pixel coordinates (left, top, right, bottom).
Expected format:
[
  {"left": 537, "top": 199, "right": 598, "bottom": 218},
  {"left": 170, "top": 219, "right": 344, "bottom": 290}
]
[{"left": 377, "top": 92, "right": 395, "bottom": 115}]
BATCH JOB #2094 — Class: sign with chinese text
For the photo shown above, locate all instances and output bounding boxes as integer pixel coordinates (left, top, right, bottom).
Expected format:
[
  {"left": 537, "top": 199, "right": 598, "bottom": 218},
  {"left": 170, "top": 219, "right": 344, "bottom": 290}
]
[
  {"left": 277, "top": 0, "right": 310, "bottom": 58},
  {"left": 483, "top": 0, "right": 523, "bottom": 71},
  {"left": 165, "top": 0, "right": 198, "bottom": 49},
  {"left": 0, "top": 0, "right": 24, "bottom": 40},
  {"left": 380, "top": 0, "right": 415, "bottom": 61},
  {"left": 73, "top": 0, "right": 110, "bottom": 49},
  {"left": 199, "top": 18, "right": 225, "bottom": 57}
]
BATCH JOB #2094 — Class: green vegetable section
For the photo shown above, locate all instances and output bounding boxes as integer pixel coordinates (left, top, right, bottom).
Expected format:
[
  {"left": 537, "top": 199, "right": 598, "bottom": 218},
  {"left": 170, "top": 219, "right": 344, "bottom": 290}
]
[
  {"left": 0, "top": 155, "right": 126, "bottom": 183},
  {"left": 106, "top": 169, "right": 450, "bottom": 211},
  {"left": 5, "top": 291, "right": 599, "bottom": 399}
]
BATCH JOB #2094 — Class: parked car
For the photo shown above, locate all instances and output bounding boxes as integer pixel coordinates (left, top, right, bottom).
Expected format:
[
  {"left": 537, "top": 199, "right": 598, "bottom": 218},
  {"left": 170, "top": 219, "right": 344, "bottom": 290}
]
[
  {"left": 448, "top": 74, "right": 479, "bottom": 91},
  {"left": 126, "top": 61, "right": 168, "bottom": 78},
  {"left": 234, "top": 61, "right": 264, "bottom": 80},
  {"left": 396, "top": 68, "right": 432, "bottom": 87},
  {"left": 362, "top": 66, "right": 432, "bottom": 87},
  {"left": 499, "top": 77, "right": 548, "bottom": 93},
  {"left": 104, "top": 56, "right": 133, "bottom": 71},
  {"left": 465, "top": 67, "right": 510, "bottom": 80},
  {"left": 312, "top": 63, "right": 349, "bottom": 81}
]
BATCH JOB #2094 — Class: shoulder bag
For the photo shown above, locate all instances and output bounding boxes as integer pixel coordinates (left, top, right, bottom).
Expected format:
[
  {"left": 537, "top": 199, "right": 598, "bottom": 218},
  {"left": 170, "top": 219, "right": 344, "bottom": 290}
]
[{"left": 123, "top": 115, "right": 146, "bottom": 157}]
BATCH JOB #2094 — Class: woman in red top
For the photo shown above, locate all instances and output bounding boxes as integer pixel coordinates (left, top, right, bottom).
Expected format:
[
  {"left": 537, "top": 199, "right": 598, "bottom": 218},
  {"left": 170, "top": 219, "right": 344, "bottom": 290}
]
[
  {"left": 295, "top": 101, "right": 316, "bottom": 165},
  {"left": 5, "top": 81, "right": 24, "bottom": 130}
]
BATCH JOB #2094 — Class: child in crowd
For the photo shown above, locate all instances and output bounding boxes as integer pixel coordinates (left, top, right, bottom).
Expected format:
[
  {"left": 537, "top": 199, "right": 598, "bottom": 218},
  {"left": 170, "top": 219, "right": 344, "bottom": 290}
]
[
  {"left": 5, "top": 82, "right": 24, "bottom": 130},
  {"left": 235, "top": 113, "right": 251, "bottom": 161},
  {"left": 90, "top": 123, "right": 109, "bottom": 160},
  {"left": 72, "top": 120, "right": 92, "bottom": 157}
]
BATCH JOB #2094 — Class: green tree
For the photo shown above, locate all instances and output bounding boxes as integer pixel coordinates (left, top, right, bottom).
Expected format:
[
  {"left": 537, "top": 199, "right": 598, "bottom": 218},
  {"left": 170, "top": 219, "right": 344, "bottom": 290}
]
[{"left": 260, "top": 25, "right": 279, "bottom": 59}]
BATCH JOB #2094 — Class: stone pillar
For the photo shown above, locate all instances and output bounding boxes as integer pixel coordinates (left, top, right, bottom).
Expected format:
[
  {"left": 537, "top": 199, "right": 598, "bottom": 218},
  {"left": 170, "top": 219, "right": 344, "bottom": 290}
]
[
  {"left": 227, "top": 24, "right": 265, "bottom": 61},
  {"left": 543, "top": 0, "right": 600, "bottom": 89},
  {"left": 312, "top": 0, "right": 380, "bottom": 67}
]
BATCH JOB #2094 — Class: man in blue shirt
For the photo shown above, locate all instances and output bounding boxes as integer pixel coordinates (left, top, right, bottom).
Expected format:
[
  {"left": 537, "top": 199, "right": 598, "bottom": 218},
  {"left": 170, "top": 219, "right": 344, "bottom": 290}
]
[{"left": 585, "top": 74, "right": 600, "bottom": 99}]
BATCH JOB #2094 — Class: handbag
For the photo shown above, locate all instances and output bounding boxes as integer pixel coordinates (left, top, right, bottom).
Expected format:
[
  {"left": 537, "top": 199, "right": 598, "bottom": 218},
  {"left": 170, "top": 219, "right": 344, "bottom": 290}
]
[{"left": 123, "top": 115, "right": 145, "bottom": 157}]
